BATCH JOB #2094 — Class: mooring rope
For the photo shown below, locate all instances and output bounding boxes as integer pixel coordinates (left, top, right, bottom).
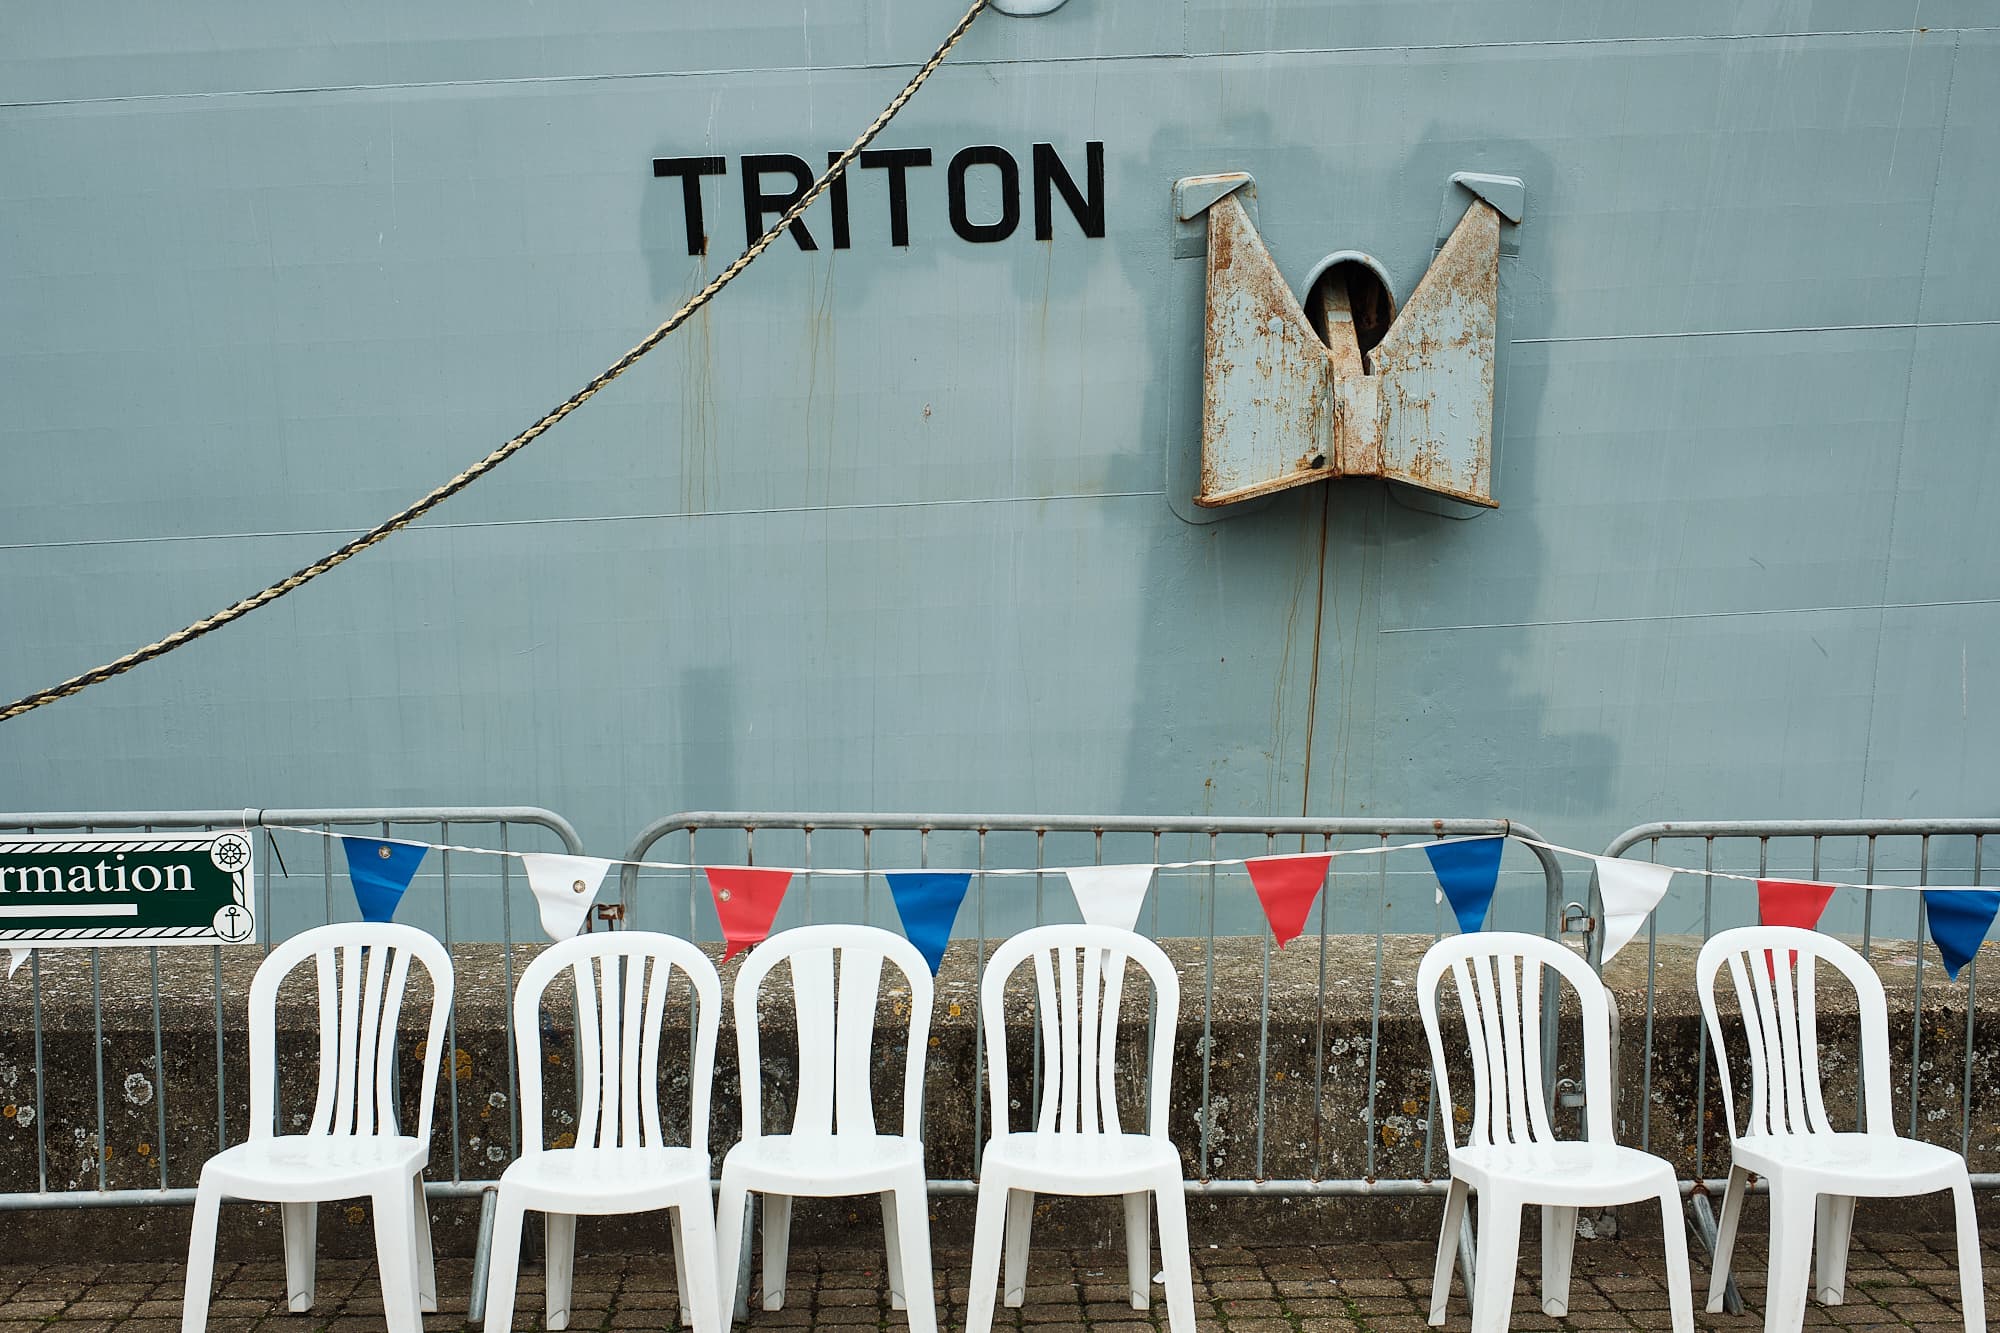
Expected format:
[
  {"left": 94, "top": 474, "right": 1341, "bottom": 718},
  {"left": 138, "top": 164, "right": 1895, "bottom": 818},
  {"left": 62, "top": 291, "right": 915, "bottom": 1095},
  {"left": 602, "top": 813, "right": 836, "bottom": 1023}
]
[{"left": 0, "top": 0, "right": 991, "bottom": 725}]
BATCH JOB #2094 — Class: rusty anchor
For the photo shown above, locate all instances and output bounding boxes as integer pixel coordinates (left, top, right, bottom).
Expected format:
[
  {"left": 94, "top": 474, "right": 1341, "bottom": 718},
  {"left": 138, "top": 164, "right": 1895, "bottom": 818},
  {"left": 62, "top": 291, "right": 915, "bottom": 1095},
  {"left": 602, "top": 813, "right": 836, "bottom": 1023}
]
[{"left": 1176, "top": 171, "right": 1525, "bottom": 511}]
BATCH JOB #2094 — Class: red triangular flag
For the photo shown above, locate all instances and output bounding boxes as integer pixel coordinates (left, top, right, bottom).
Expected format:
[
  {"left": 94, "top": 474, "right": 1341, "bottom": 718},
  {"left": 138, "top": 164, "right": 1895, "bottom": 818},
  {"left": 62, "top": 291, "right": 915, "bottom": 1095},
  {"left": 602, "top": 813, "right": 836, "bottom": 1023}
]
[
  {"left": 1756, "top": 877, "right": 1836, "bottom": 976},
  {"left": 1244, "top": 854, "right": 1332, "bottom": 948},
  {"left": 705, "top": 866, "right": 794, "bottom": 961},
  {"left": 1757, "top": 878, "right": 1835, "bottom": 929}
]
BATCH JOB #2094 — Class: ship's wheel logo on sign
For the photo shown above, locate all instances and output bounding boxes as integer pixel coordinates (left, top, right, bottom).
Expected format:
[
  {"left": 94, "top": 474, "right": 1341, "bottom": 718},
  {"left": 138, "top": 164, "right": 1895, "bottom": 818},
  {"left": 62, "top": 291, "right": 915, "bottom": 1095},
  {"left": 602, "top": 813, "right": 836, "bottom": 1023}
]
[{"left": 210, "top": 833, "right": 252, "bottom": 873}]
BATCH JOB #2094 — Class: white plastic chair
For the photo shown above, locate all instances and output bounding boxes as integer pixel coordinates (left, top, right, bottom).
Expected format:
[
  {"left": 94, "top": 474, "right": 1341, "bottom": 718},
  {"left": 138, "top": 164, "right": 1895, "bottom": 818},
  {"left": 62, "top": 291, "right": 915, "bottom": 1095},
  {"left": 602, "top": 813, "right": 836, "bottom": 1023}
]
[
  {"left": 963, "top": 924, "right": 1195, "bottom": 1333},
  {"left": 1417, "top": 931, "right": 1692, "bottom": 1333},
  {"left": 181, "top": 922, "right": 453, "bottom": 1333},
  {"left": 482, "top": 931, "right": 725, "bottom": 1333},
  {"left": 1697, "top": 926, "right": 1985, "bottom": 1333},
  {"left": 715, "top": 925, "right": 937, "bottom": 1331}
]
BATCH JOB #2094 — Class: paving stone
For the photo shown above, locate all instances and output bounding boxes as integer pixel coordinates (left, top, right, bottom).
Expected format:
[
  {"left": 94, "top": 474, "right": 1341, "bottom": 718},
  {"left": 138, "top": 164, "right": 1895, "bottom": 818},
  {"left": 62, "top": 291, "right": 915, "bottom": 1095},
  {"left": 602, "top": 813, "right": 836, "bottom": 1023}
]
[
  {"left": 818, "top": 1285, "right": 884, "bottom": 1306},
  {"left": 0, "top": 1302, "right": 68, "bottom": 1320},
  {"left": 1280, "top": 1296, "right": 1347, "bottom": 1316},
  {"left": 5, "top": 1231, "right": 1995, "bottom": 1330}
]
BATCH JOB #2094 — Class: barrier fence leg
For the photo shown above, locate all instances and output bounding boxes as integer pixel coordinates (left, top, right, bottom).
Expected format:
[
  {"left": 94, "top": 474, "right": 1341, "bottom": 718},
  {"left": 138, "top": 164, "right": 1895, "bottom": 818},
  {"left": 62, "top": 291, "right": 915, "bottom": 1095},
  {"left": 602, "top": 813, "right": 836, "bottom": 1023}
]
[
  {"left": 1456, "top": 1209, "right": 1477, "bottom": 1302},
  {"left": 1686, "top": 1191, "right": 1743, "bottom": 1315},
  {"left": 468, "top": 1187, "right": 498, "bottom": 1327}
]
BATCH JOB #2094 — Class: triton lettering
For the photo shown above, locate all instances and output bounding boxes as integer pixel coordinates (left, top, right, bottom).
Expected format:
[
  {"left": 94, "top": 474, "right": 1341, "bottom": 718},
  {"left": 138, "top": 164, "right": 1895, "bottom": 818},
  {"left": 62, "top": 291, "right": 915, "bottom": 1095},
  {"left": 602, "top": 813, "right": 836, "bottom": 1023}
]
[{"left": 652, "top": 142, "right": 1106, "bottom": 253}]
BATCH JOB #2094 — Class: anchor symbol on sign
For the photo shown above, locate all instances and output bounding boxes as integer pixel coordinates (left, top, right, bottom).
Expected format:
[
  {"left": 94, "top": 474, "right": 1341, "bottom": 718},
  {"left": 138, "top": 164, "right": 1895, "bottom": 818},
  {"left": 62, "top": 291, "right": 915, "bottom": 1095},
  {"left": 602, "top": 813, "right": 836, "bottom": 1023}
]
[{"left": 212, "top": 903, "right": 254, "bottom": 943}]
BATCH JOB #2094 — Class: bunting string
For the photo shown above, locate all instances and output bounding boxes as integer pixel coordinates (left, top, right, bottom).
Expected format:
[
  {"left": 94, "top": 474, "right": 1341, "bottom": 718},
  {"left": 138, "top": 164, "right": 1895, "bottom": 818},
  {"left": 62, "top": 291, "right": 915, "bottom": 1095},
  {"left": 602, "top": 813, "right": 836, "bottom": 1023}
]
[
  {"left": 280, "top": 824, "right": 2000, "bottom": 973},
  {"left": 271, "top": 823, "right": 2000, "bottom": 893},
  {"left": 267, "top": 824, "right": 1494, "bottom": 876}
]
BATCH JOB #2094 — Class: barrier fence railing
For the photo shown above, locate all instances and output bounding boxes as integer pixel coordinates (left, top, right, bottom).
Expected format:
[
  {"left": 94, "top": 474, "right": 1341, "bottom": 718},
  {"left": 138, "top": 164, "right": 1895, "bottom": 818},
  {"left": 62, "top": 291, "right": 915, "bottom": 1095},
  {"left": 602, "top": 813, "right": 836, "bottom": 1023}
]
[
  {"left": 0, "top": 807, "right": 583, "bottom": 1210},
  {"left": 2, "top": 805, "right": 1577, "bottom": 1317},
  {"left": 618, "top": 812, "right": 1571, "bottom": 1199},
  {"left": 1594, "top": 819, "right": 2000, "bottom": 1314}
]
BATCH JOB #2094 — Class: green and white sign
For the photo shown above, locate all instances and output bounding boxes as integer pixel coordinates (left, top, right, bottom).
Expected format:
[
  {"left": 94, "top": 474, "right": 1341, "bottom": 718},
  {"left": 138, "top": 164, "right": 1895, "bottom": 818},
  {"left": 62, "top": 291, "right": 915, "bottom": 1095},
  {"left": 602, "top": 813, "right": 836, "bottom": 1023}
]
[{"left": 0, "top": 830, "right": 255, "bottom": 948}]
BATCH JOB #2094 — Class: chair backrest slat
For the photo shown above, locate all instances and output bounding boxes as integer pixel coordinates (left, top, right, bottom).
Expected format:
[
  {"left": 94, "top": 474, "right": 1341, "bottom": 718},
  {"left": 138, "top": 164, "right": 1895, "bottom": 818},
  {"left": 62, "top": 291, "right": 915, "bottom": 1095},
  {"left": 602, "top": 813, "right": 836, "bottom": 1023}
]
[
  {"left": 1698, "top": 926, "right": 1894, "bottom": 1141},
  {"left": 735, "top": 926, "right": 931, "bottom": 1141},
  {"left": 1096, "top": 951, "right": 1126, "bottom": 1135},
  {"left": 638, "top": 954, "right": 670, "bottom": 1147},
  {"left": 832, "top": 947, "right": 886, "bottom": 1137},
  {"left": 330, "top": 943, "right": 364, "bottom": 1135},
  {"left": 983, "top": 925, "right": 1179, "bottom": 1143},
  {"left": 1030, "top": 949, "right": 1062, "bottom": 1133},
  {"left": 248, "top": 923, "right": 454, "bottom": 1144},
  {"left": 573, "top": 963, "right": 603, "bottom": 1144},
  {"left": 514, "top": 933, "right": 720, "bottom": 1155},
  {"left": 788, "top": 948, "right": 838, "bottom": 1136},
  {"left": 1420, "top": 933, "right": 1607, "bottom": 1152},
  {"left": 355, "top": 945, "right": 413, "bottom": 1136},
  {"left": 306, "top": 950, "right": 341, "bottom": 1136}
]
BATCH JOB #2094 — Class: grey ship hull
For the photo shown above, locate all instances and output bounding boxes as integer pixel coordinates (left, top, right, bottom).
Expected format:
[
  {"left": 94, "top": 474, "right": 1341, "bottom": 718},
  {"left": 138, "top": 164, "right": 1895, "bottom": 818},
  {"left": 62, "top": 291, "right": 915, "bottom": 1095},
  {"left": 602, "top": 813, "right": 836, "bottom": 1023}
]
[{"left": 2, "top": 3, "right": 1995, "bottom": 934}]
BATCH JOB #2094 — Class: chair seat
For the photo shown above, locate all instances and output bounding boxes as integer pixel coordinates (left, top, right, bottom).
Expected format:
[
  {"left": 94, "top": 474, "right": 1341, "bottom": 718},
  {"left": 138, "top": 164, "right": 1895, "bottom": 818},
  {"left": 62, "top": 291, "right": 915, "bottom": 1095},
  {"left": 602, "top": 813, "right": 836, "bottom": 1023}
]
[
  {"left": 1450, "top": 1140, "right": 1676, "bottom": 1205},
  {"left": 723, "top": 1133, "right": 924, "bottom": 1195},
  {"left": 1731, "top": 1133, "right": 1972, "bottom": 1195},
  {"left": 200, "top": 1135, "right": 427, "bottom": 1202},
  {"left": 497, "top": 1146, "right": 713, "bottom": 1214},
  {"left": 980, "top": 1132, "right": 1181, "bottom": 1194}
]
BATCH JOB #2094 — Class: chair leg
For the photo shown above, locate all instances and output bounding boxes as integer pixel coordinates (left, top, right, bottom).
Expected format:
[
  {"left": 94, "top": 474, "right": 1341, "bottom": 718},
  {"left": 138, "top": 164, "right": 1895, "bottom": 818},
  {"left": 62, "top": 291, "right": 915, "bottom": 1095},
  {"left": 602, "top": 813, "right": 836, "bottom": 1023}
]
[
  {"left": 1150, "top": 1171, "right": 1197, "bottom": 1333},
  {"left": 888, "top": 1172, "right": 938, "bottom": 1333},
  {"left": 1468, "top": 1194, "right": 1521, "bottom": 1333},
  {"left": 411, "top": 1176, "right": 438, "bottom": 1313},
  {"left": 714, "top": 1177, "right": 752, "bottom": 1333},
  {"left": 762, "top": 1194, "right": 794, "bottom": 1311},
  {"left": 674, "top": 1186, "right": 726, "bottom": 1333},
  {"left": 179, "top": 1178, "right": 224, "bottom": 1333},
  {"left": 1657, "top": 1181, "right": 1695, "bottom": 1333},
  {"left": 1428, "top": 1177, "right": 1469, "bottom": 1327},
  {"left": 482, "top": 1192, "right": 528, "bottom": 1333},
  {"left": 882, "top": 1190, "right": 907, "bottom": 1311},
  {"left": 1707, "top": 1165, "right": 1749, "bottom": 1314},
  {"left": 671, "top": 1202, "right": 693, "bottom": 1327},
  {"left": 1949, "top": 1178, "right": 1986, "bottom": 1333},
  {"left": 1813, "top": 1193, "right": 1855, "bottom": 1305},
  {"left": 1539, "top": 1204, "right": 1577, "bottom": 1317},
  {"left": 370, "top": 1181, "right": 424, "bottom": 1333},
  {"left": 280, "top": 1200, "right": 317, "bottom": 1312},
  {"left": 545, "top": 1211, "right": 578, "bottom": 1332},
  {"left": 962, "top": 1175, "right": 1011, "bottom": 1333},
  {"left": 1763, "top": 1187, "right": 1817, "bottom": 1333},
  {"left": 1124, "top": 1190, "right": 1152, "bottom": 1311},
  {"left": 1002, "top": 1188, "right": 1034, "bottom": 1307}
]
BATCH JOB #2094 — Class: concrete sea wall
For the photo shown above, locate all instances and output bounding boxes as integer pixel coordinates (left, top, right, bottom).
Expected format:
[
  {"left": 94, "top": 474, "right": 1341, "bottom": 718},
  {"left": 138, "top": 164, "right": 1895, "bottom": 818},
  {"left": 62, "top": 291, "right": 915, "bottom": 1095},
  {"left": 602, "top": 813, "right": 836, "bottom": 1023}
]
[{"left": 0, "top": 935, "right": 1992, "bottom": 1259}]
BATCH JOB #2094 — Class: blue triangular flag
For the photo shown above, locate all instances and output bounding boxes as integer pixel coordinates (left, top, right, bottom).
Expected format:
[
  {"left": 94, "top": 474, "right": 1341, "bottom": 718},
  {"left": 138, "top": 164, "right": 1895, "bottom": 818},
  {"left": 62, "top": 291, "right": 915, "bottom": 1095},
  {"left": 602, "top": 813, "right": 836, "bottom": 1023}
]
[
  {"left": 886, "top": 872, "right": 973, "bottom": 974},
  {"left": 1922, "top": 888, "right": 2000, "bottom": 981},
  {"left": 341, "top": 836, "right": 427, "bottom": 922},
  {"left": 1426, "top": 837, "right": 1505, "bottom": 934}
]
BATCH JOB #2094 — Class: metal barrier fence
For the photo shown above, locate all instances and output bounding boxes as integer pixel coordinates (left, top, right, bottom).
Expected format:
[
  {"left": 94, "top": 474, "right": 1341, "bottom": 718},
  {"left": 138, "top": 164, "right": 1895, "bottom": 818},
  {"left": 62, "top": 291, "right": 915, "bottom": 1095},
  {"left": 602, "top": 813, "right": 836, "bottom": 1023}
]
[
  {"left": 1594, "top": 819, "right": 2000, "bottom": 1313},
  {"left": 1, "top": 804, "right": 1573, "bottom": 1317},
  {"left": 0, "top": 806, "right": 582, "bottom": 1217},
  {"left": 618, "top": 811, "right": 1570, "bottom": 1199}
]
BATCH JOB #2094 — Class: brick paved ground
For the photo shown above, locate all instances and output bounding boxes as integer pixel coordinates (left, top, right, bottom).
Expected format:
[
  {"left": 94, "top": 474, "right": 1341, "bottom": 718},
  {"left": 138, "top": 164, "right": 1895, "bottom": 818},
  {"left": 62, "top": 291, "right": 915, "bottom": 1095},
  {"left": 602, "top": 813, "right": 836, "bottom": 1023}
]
[{"left": 1, "top": 1230, "right": 1992, "bottom": 1332}]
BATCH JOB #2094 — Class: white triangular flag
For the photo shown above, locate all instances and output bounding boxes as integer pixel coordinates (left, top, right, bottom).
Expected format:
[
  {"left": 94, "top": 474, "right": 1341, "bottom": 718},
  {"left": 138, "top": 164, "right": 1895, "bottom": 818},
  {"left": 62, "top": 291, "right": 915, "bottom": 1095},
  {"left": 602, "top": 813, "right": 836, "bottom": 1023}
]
[
  {"left": 5, "top": 950, "right": 29, "bottom": 980},
  {"left": 1594, "top": 856, "right": 1676, "bottom": 964},
  {"left": 520, "top": 853, "right": 614, "bottom": 941},
  {"left": 1064, "top": 864, "right": 1156, "bottom": 932}
]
